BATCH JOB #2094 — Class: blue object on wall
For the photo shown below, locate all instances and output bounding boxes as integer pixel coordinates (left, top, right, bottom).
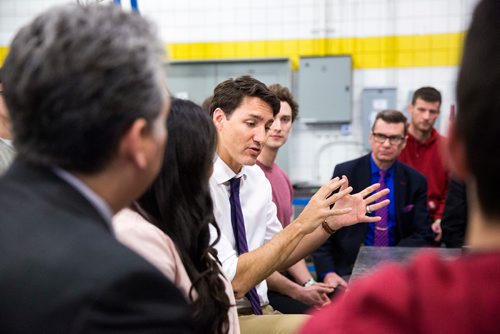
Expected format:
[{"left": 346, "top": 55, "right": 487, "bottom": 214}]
[
  {"left": 113, "top": 0, "right": 139, "bottom": 13},
  {"left": 130, "top": 0, "right": 139, "bottom": 12}
]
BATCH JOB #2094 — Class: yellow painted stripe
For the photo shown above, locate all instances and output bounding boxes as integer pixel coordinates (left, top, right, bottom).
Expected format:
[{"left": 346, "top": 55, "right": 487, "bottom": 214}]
[
  {"left": 1, "top": 32, "right": 464, "bottom": 69},
  {"left": 167, "top": 32, "right": 464, "bottom": 70}
]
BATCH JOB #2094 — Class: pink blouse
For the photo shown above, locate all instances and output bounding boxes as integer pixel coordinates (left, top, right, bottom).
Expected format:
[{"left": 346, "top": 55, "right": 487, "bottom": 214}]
[{"left": 113, "top": 209, "right": 240, "bottom": 334}]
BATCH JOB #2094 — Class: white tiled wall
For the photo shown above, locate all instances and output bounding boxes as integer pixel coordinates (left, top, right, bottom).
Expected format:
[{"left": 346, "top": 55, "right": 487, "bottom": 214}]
[
  {"left": 0, "top": 0, "right": 480, "bottom": 51},
  {"left": 0, "top": 0, "right": 480, "bottom": 185},
  {"left": 0, "top": 0, "right": 457, "bottom": 44}
]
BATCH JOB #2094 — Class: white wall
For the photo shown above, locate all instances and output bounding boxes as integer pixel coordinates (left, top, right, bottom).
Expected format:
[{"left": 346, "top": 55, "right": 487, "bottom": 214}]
[{"left": 0, "top": 0, "right": 480, "bottom": 185}]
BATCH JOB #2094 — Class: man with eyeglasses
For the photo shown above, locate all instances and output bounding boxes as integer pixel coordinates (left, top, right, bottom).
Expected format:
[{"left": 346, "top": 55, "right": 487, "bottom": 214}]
[
  {"left": 399, "top": 87, "right": 450, "bottom": 244},
  {"left": 313, "top": 109, "right": 434, "bottom": 283}
]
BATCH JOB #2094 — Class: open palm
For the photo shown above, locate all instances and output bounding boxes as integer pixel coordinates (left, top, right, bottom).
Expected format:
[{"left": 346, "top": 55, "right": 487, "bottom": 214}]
[{"left": 327, "top": 176, "right": 390, "bottom": 229}]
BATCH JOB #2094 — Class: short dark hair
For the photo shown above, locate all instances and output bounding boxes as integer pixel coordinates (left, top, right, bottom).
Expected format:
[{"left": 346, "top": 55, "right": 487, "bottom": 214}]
[
  {"left": 456, "top": 0, "right": 500, "bottom": 219},
  {"left": 2, "top": 4, "right": 166, "bottom": 173},
  {"left": 268, "top": 83, "right": 299, "bottom": 122},
  {"left": 134, "top": 98, "right": 230, "bottom": 334},
  {"left": 411, "top": 86, "right": 442, "bottom": 106},
  {"left": 371, "top": 109, "right": 408, "bottom": 137},
  {"left": 201, "top": 95, "right": 213, "bottom": 114},
  {"left": 209, "top": 75, "right": 280, "bottom": 118}
]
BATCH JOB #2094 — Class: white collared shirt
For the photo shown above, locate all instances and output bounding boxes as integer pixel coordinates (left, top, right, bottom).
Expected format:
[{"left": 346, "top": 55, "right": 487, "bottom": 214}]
[
  {"left": 209, "top": 156, "right": 283, "bottom": 309},
  {"left": 0, "top": 138, "right": 13, "bottom": 147}
]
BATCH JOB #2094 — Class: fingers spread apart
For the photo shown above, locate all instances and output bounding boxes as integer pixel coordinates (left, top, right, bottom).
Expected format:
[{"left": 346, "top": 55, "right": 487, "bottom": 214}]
[
  {"left": 316, "top": 177, "right": 344, "bottom": 199},
  {"left": 326, "top": 186, "right": 353, "bottom": 207},
  {"left": 364, "top": 186, "right": 390, "bottom": 203}
]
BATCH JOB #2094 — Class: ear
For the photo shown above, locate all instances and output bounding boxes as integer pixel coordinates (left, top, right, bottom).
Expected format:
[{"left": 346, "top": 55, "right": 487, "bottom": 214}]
[
  {"left": 213, "top": 108, "right": 226, "bottom": 131},
  {"left": 447, "top": 120, "right": 469, "bottom": 180},
  {"left": 400, "top": 135, "right": 407, "bottom": 150},
  {"left": 119, "top": 118, "right": 149, "bottom": 170},
  {"left": 407, "top": 103, "right": 413, "bottom": 114}
]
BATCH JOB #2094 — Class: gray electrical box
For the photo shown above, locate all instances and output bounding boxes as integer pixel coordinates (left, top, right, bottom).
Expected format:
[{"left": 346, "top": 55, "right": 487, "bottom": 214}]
[
  {"left": 298, "top": 56, "right": 352, "bottom": 123},
  {"left": 361, "top": 87, "right": 397, "bottom": 150},
  {"left": 214, "top": 59, "right": 291, "bottom": 88},
  {"left": 165, "top": 58, "right": 293, "bottom": 174},
  {"left": 166, "top": 58, "right": 291, "bottom": 106},
  {"left": 166, "top": 62, "right": 216, "bottom": 103}
]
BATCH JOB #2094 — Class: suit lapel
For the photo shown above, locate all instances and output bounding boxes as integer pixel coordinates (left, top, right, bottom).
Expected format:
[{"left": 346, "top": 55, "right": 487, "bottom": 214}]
[
  {"left": 394, "top": 161, "right": 406, "bottom": 232},
  {"left": 358, "top": 154, "right": 373, "bottom": 192},
  {"left": 357, "top": 154, "right": 373, "bottom": 236}
]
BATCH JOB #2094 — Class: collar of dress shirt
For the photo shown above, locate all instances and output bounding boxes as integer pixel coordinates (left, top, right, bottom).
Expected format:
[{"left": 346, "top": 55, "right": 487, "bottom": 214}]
[
  {"left": 369, "top": 154, "right": 395, "bottom": 178},
  {"left": 0, "top": 138, "right": 12, "bottom": 146},
  {"left": 213, "top": 155, "right": 248, "bottom": 185},
  {"left": 52, "top": 166, "right": 114, "bottom": 225}
]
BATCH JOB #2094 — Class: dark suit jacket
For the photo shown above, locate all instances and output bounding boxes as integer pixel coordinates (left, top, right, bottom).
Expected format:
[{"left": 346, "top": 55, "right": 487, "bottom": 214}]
[
  {"left": 313, "top": 154, "right": 434, "bottom": 278},
  {"left": 0, "top": 160, "right": 193, "bottom": 333}
]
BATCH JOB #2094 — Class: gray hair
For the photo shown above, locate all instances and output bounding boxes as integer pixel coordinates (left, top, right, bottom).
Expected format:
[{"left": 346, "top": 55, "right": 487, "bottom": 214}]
[
  {"left": 2, "top": 4, "right": 166, "bottom": 173},
  {"left": 371, "top": 109, "right": 408, "bottom": 137}
]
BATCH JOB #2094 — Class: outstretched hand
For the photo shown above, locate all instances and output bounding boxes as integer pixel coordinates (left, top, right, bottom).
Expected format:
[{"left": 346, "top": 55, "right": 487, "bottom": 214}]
[
  {"left": 297, "top": 177, "right": 353, "bottom": 235},
  {"left": 326, "top": 176, "right": 390, "bottom": 230}
]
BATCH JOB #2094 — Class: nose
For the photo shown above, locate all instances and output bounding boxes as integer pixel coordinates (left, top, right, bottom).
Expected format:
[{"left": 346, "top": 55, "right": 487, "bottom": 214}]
[
  {"left": 253, "top": 126, "right": 267, "bottom": 144},
  {"left": 422, "top": 110, "right": 430, "bottom": 120},
  {"left": 271, "top": 118, "right": 281, "bottom": 132}
]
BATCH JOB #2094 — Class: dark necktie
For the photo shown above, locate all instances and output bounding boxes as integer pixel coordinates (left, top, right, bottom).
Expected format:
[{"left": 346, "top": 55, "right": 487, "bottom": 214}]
[
  {"left": 229, "top": 177, "right": 262, "bottom": 315},
  {"left": 374, "top": 169, "right": 389, "bottom": 246}
]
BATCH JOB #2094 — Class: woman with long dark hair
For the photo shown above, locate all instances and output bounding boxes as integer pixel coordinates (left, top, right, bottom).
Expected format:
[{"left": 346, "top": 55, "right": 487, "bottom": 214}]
[{"left": 113, "top": 98, "right": 238, "bottom": 333}]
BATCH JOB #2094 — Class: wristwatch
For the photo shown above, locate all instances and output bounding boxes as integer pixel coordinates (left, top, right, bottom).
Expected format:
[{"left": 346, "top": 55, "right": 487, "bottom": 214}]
[{"left": 303, "top": 278, "right": 317, "bottom": 287}]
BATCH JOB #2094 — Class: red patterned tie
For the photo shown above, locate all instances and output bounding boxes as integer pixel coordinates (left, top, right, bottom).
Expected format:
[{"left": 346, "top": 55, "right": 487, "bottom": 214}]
[
  {"left": 374, "top": 170, "right": 389, "bottom": 246},
  {"left": 229, "top": 177, "right": 262, "bottom": 315}
]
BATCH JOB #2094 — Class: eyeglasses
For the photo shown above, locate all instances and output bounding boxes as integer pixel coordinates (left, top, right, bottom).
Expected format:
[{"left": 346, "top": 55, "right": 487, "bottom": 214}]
[{"left": 372, "top": 132, "right": 405, "bottom": 145}]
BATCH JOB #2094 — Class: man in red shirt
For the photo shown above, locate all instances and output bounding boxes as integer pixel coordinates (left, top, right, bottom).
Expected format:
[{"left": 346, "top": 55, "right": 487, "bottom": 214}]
[
  {"left": 300, "top": 1, "right": 500, "bottom": 332},
  {"left": 399, "top": 87, "right": 449, "bottom": 242}
]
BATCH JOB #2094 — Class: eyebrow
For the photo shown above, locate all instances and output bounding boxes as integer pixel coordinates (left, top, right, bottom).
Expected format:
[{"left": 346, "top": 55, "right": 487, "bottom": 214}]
[
  {"left": 374, "top": 131, "right": 404, "bottom": 136},
  {"left": 417, "top": 106, "right": 439, "bottom": 112},
  {"left": 248, "top": 114, "right": 263, "bottom": 121}
]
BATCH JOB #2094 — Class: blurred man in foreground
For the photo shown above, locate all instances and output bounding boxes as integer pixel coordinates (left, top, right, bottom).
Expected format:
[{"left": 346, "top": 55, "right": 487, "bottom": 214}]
[{"left": 0, "top": 4, "right": 191, "bottom": 333}]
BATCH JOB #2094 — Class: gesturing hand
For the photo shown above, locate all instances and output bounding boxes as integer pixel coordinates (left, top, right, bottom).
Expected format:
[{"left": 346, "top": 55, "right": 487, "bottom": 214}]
[
  {"left": 326, "top": 175, "right": 390, "bottom": 230},
  {"left": 297, "top": 177, "right": 353, "bottom": 234}
]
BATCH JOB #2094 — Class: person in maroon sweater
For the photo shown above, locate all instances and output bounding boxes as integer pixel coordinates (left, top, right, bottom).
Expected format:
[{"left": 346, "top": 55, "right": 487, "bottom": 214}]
[
  {"left": 257, "top": 84, "right": 334, "bottom": 314},
  {"left": 399, "top": 86, "right": 449, "bottom": 243},
  {"left": 300, "top": 1, "right": 500, "bottom": 332}
]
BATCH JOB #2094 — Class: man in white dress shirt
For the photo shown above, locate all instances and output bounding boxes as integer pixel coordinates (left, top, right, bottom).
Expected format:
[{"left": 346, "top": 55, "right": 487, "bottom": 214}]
[{"left": 208, "top": 75, "right": 390, "bottom": 334}]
